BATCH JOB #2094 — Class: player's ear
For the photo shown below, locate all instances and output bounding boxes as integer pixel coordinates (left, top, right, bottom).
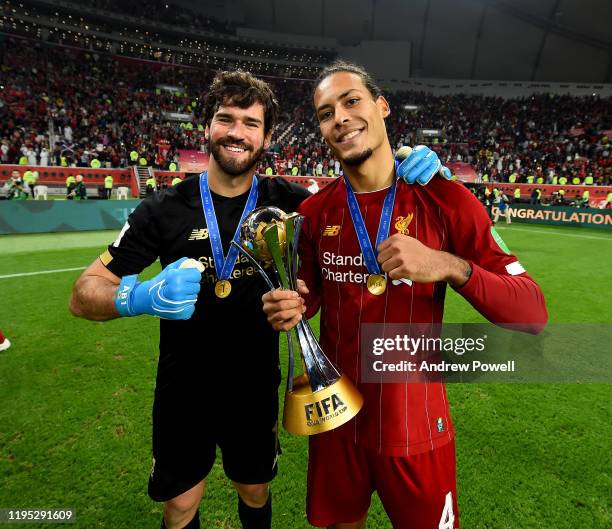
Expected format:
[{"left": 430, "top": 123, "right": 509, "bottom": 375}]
[
  {"left": 264, "top": 129, "right": 272, "bottom": 150},
  {"left": 204, "top": 124, "right": 210, "bottom": 141},
  {"left": 376, "top": 96, "right": 390, "bottom": 119},
  {"left": 322, "top": 135, "right": 331, "bottom": 149}
]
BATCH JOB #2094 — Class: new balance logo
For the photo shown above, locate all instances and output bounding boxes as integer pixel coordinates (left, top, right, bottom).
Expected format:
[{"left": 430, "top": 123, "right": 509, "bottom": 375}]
[
  {"left": 188, "top": 228, "right": 209, "bottom": 240},
  {"left": 323, "top": 225, "right": 341, "bottom": 236}
]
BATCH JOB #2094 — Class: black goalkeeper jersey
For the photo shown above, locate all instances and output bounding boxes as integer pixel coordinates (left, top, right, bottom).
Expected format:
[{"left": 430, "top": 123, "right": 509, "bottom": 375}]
[{"left": 102, "top": 174, "right": 310, "bottom": 394}]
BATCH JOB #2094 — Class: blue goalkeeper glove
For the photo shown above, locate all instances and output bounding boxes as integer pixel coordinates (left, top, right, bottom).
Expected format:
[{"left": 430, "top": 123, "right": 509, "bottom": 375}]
[
  {"left": 115, "top": 257, "right": 202, "bottom": 320},
  {"left": 396, "top": 145, "right": 452, "bottom": 185}
]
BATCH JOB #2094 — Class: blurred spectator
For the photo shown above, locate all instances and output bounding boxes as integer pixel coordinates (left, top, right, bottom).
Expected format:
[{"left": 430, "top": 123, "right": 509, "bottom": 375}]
[
  {"left": 476, "top": 186, "right": 494, "bottom": 220},
  {"left": 104, "top": 175, "right": 114, "bottom": 199},
  {"left": 24, "top": 170, "right": 38, "bottom": 198},
  {"left": 66, "top": 175, "right": 77, "bottom": 198},
  {"left": 581, "top": 189, "right": 590, "bottom": 208},
  {"left": 72, "top": 175, "right": 88, "bottom": 200},
  {"left": 8, "top": 174, "right": 28, "bottom": 200},
  {"left": 493, "top": 192, "right": 511, "bottom": 224},
  {"left": 145, "top": 176, "right": 157, "bottom": 195}
]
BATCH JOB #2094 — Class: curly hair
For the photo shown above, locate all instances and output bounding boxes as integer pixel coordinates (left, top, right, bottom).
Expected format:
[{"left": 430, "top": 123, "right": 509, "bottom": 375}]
[{"left": 203, "top": 70, "right": 279, "bottom": 135}]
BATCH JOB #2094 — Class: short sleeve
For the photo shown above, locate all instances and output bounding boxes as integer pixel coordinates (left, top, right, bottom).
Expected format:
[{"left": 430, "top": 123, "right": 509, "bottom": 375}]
[{"left": 100, "top": 197, "right": 162, "bottom": 277}]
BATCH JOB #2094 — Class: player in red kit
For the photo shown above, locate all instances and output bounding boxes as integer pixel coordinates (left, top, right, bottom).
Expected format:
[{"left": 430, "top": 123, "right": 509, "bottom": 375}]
[
  {"left": 0, "top": 329, "right": 10, "bottom": 351},
  {"left": 262, "top": 61, "right": 548, "bottom": 529}
]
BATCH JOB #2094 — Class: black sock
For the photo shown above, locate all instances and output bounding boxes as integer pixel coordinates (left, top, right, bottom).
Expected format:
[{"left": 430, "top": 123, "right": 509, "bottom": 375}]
[
  {"left": 238, "top": 494, "right": 272, "bottom": 529},
  {"left": 161, "top": 509, "right": 200, "bottom": 529}
]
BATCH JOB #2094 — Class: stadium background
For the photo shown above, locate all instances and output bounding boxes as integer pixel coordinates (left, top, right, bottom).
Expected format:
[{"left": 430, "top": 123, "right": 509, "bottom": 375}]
[{"left": 0, "top": 0, "right": 610, "bottom": 527}]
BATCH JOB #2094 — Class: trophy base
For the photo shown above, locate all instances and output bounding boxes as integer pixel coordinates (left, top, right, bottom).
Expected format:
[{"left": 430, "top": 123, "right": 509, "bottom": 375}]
[{"left": 283, "top": 373, "right": 364, "bottom": 436}]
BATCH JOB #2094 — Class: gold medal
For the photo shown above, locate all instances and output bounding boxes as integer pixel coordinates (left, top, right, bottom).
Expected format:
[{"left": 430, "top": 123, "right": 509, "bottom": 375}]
[
  {"left": 215, "top": 280, "right": 231, "bottom": 298},
  {"left": 366, "top": 274, "right": 387, "bottom": 295}
]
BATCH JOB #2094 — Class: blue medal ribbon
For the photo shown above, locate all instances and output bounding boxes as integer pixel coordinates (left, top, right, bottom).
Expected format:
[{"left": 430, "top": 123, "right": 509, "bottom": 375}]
[
  {"left": 199, "top": 172, "right": 258, "bottom": 281},
  {"left": 344, "top": 170, "right": 398, "bottom": 275}
]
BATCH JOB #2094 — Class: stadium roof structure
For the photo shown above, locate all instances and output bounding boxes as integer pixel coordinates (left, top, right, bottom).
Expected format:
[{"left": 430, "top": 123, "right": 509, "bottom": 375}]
[{"left": 181, "top": 0, "right": 612, "bottom": 83}]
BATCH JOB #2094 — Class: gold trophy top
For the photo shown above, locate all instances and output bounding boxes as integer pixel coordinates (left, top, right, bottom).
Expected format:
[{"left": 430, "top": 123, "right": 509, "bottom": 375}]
[{"left": 240, "top": 206, "right": 290, "bottom": 266}]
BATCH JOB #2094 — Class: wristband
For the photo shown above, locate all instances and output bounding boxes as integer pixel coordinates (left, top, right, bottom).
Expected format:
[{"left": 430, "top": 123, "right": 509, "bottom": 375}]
[{"left": 115, "top": 274, "right": 138, "bottom": 316}]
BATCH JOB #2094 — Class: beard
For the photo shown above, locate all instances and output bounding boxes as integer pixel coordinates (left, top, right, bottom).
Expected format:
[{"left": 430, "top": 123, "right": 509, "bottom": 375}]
[
  {"left": 341, "top": 148, "right": 374, "bottom": 166},
  {"left": 209, "top": 138, "right": 265, "bottom": 176}
]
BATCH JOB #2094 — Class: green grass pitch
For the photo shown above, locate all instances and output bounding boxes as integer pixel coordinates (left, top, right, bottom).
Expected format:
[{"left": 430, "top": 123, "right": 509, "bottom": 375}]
[{"left": 0, "top": 224, "right": 610, "bottom": 528}]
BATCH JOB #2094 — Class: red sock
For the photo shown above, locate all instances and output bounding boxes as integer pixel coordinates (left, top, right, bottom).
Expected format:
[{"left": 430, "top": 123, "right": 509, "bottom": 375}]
[{"left": 0, "top": 330, "right": 5, "bottom": 342}]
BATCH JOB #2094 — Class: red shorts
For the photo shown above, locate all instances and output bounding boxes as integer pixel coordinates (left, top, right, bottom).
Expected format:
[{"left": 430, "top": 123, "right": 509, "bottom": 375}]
[{"left": 307, "top": 434, "right": 459, "bottom": 529}]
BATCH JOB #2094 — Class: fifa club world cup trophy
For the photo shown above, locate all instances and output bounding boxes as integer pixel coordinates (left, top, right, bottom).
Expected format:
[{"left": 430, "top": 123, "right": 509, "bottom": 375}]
[{"left": 231, "top": 207, "right": 363, "bottom": 435}]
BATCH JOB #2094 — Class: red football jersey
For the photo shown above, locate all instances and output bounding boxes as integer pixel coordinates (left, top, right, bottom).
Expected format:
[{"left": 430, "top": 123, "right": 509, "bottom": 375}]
[{"left": 297, "top": 177, "right": 547, "bottom": 456}]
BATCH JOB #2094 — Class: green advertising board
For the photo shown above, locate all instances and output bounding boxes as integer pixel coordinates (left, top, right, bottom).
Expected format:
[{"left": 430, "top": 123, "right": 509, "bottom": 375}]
[
  {"left": 493, "top": 204, "right": 612, "bottom": 230},
  {"left": 2, "top": 201, "right": 610, "bottom": 235},
  {"left": 0, "top": 200, "right": 141, "bottom": 234}
]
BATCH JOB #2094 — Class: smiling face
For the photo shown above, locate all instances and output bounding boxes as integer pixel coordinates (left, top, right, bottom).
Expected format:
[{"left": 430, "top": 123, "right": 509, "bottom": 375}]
[
  {"left": 314, "top": 72, "right": 390, "bottom": 167},
  {"left": 206, "top": 101, "right": 271, "bottom": 177}
]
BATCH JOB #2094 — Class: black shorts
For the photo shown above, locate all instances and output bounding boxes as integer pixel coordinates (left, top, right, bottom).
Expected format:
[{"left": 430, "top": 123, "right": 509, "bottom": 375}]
[{"left": 148, "top": 381, "right": 281, "bottom": 502}]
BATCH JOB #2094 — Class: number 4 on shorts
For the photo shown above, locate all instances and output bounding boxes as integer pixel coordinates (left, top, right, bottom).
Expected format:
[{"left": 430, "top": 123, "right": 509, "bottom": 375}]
[{"left": 439, "top": 491, "right": 455, "bottom": 529}]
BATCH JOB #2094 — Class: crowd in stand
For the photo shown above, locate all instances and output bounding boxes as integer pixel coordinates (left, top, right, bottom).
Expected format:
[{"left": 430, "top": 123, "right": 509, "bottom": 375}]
[
  {"left": 1, "top": 38, "right": 209, "bottom": 170},
  {"left": 2, "top": 0, "right": 236, "bottom": 36},
  {"left": 3, "top": 0, "right": 332, "bottom": 74},
  {"left": 1, "top": 36, "right": 610, "bottom": 186},
  {"left": 388, "top": 91, "right": 611, "bottom": 186},
  {"left": 250, "top": 89, "right": 612, "bottom": 186},
  {"left": 73, "top": 0, "right": 237, "bottom": 35}
]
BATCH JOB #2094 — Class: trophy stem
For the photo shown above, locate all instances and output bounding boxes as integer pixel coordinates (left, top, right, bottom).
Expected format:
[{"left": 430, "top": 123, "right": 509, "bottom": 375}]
[
  {"left": 283, "top": 213, "right": 303, "bottom": 289},
  {"left": 290, "top": 216, "right": 303, "bottom": 282},
  {"left": 295, "top": 318, "right": 340, "bottom": 392},
  {"left": 286, "top": 332, "right": 294, "bottom": 392},
  {"left": 263, "top": 224, "right": 290, "bottom": 289},
  {"left": 231, "top": 240, "right": 297, "bottom": 391}
]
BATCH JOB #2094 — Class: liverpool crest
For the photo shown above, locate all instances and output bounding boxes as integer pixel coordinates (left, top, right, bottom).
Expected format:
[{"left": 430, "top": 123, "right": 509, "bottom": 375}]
[{"left": 395, "top": 214, "right": 414, "bottom": 235}]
